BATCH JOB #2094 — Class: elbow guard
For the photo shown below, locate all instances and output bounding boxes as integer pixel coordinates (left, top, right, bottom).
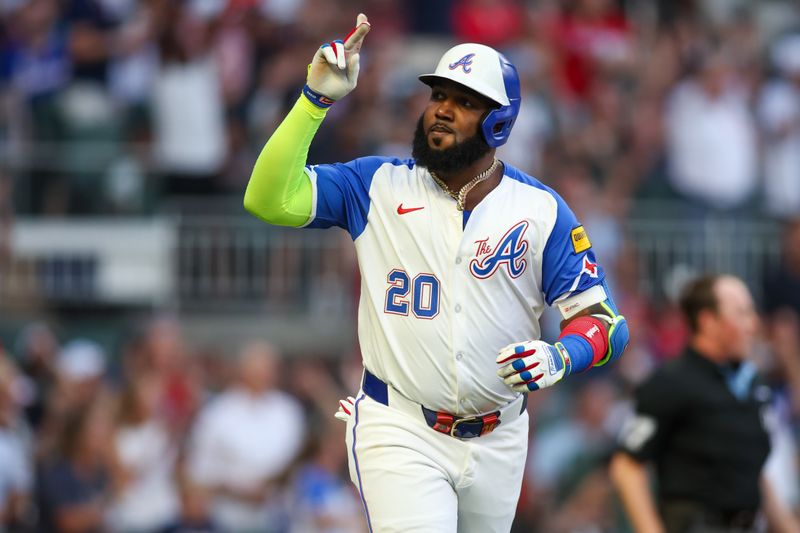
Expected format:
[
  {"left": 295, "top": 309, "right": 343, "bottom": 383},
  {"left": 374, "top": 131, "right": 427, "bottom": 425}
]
[
  {"left": 590, "top": 311, "right": 629, "bottom": 366},
  {"left": 592, "top": 282, "right": 630, "bottom": 366},
  {"left": 555, "top": 280, "right": 630, "bottom": 371},
  {"left": 556, "top": 312, "right": 629, "bottom": 372}
]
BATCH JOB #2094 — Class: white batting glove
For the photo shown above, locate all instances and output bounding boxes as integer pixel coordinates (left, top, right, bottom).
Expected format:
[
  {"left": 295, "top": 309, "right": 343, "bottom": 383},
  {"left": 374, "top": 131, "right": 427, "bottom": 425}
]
[
  {"left": 334, "top": 396, "right": 356, "bottom": 423},
  {"left": 305, "top": 13, "right": 370, "bottom": 105},
  {"left": 496, "top": 340, "right": 572, "bottom": 392}
]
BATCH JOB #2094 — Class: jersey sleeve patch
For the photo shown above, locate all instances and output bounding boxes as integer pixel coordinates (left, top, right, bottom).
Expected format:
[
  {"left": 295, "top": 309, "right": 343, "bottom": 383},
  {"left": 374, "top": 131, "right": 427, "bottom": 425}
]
[
  {"left": 619, "top": 415, "right": 657, "bottom": 454},
  {"left": 618, "top": 368, "right": 685, "bottom": 460},
  {"left": 570, "top": 225, "right": 591, "bottom": 253},
  {"left": 540, "top": 191, "right": 604, "bottom": 306}
]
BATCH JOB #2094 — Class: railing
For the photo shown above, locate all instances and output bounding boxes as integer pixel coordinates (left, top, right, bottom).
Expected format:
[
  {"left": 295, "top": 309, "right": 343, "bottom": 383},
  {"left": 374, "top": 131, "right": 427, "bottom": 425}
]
[
  {"left": 1, "top": 218, "right": 176, "bottom": 308},
  {"left": 174, "top": 215, "right": 357, "bottom": 314},
  {"left": 0, "top": 213, "right": 783, "bottom": 314},
  {"left": 626, "top": 217, "right": 782, "bottom": 302}
]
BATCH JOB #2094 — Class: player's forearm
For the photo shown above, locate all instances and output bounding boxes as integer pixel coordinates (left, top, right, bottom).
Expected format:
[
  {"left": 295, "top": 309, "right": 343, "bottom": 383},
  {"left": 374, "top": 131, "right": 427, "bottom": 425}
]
[
  {"left": 243, "top": 94, "right": 328, "bottom": 227},
  {"left": 496, "top": 283, "right": 629, "bottom": 392},
  {"left": 609, "top": 453, "right": 665, "bottom": 533},
  {"left": 555, "top": 282, "right": 629, "bottom": 373}
]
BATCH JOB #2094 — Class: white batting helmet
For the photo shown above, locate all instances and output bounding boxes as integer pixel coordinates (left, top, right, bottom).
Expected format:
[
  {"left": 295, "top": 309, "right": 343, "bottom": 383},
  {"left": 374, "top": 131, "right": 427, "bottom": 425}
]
[{"left": 419, "top": 43, "right": 521, "bottom": 147}]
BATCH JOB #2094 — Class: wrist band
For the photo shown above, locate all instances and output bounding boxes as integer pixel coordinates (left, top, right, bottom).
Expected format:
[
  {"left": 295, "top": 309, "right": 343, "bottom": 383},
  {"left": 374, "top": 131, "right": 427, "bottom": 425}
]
[
  {"left": 558, "top": 315, "right": 609, "bottom": 368},
  {"left": 302, "top": 85, "right": 335, "bottom": 109},
  {"left": 554, "top": 342, "right": 573, "bottom": 376}
]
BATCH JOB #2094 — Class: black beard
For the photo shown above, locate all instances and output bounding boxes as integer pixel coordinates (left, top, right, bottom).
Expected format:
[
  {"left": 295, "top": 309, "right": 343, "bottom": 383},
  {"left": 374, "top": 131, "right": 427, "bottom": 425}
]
[{"left": 411, "top": 116, "right": 491, "bottom": 175}]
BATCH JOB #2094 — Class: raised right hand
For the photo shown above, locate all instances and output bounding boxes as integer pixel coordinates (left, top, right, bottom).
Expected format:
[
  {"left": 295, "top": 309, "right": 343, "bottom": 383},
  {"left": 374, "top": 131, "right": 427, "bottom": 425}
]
[{"left": 305, "top": 13, "right": 370, "bottom": 105}]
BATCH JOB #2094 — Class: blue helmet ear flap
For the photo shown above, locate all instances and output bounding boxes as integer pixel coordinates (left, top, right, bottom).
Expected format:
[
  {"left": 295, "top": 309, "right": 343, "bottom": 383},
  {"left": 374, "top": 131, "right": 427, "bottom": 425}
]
[
  {"left": 480, "top": 54, "right": 521, "bottom": 148},
  {"left": 482, "top": 101, "right": 520, "bottom": 148}
]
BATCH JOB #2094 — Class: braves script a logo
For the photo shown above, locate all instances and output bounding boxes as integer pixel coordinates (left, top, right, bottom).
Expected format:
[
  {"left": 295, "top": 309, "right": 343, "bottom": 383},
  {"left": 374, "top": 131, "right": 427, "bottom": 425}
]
[
  {"left": 470, "top": 221, "right": 529, "bottom": 279},
  {"left": 449, "top": 53, "right": 475, "bottom": 74}
]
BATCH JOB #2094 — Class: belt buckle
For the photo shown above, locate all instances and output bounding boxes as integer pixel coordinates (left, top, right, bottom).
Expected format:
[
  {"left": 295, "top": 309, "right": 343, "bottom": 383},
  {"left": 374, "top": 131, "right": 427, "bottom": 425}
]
[{"left": 450, "top": 416, "right": 480, "bottom": 437}]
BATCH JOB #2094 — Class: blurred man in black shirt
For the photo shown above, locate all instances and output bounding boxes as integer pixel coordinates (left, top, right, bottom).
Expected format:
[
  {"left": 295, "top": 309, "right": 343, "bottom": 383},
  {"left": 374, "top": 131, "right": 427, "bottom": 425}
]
[{"left": 610, "top": 274, "right": 800, "bottom": 533}]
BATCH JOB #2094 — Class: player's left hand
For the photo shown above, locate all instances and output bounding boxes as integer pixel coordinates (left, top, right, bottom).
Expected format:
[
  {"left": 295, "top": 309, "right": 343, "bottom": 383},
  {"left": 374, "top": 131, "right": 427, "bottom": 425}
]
[
  {"left": 496, "top": 340, "right": 571, "bottom": 392},
  {"left": 334, "top": 396, "right": 356, "bottom": 422}
]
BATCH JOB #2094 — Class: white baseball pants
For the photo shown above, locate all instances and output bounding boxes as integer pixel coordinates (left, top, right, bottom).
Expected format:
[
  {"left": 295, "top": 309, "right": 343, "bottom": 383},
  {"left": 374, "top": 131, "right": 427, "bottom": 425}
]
[{"left": 345, "top": 391, "right": 529, "bottom": 532}]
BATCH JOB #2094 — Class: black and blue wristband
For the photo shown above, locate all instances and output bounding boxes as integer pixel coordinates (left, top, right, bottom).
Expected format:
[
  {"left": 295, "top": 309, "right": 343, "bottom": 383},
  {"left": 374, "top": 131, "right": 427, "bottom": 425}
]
[{"left": 302, "top": 85, "right": 335, "bottom": 109}]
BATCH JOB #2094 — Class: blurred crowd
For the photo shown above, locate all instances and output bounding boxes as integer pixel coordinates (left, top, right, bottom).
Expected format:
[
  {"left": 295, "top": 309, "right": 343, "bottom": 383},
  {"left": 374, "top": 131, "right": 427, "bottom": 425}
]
[
  {"left": 0, "top": 0, "right": 800, "bottom": 219},
  {"left": 0, "top": 316, "right": 369, "bottom": 532},
  {"left": 0, "top": 237, "right": 799, "bottom": 532},
  {"left": 3, "top": 0, "right": 800, "bottom": 531}
]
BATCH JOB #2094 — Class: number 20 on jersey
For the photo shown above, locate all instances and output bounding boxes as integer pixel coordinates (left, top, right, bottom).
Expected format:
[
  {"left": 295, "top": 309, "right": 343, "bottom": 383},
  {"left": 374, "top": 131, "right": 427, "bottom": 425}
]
[{"left": 384, "top": 269, "right": 441, "bottom": 319}]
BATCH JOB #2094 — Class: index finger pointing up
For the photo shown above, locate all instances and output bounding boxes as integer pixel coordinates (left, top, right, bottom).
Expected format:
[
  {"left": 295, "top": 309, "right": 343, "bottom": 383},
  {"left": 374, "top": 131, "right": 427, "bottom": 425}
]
[{"left": 343, "top": 13, "right": 370, "bottom": 53}]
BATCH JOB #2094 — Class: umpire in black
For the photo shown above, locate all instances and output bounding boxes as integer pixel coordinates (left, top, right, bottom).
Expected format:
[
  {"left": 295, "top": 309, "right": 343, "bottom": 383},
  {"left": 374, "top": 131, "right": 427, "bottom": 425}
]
[{"left": 610, "top": 274, "right": 800, "bottom": 533}]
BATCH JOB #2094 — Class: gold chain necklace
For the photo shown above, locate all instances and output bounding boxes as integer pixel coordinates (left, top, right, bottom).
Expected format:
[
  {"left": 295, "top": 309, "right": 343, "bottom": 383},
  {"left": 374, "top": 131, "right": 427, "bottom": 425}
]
[{"left": 430, "top": 158, "right": 500, "bottom": 211}]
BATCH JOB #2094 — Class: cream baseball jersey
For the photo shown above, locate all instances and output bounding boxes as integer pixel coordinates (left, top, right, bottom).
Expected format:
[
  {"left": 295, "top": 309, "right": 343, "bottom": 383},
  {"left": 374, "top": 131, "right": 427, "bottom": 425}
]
[{"left": 303, "top": 156, "right": 604, "bottom": 415}]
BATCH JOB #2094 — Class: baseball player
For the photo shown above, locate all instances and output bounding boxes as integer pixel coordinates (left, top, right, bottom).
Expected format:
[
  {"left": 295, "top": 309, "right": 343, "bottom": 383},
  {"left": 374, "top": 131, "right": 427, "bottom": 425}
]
[{"left": 244, "top": 14, "right": 629, "bottom": 532}]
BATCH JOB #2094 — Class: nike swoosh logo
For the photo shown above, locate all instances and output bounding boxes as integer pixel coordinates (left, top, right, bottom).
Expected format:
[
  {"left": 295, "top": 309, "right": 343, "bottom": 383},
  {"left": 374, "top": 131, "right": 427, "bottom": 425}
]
[{"left": 397, "top": 204, "right": 424, "bottom": 215}]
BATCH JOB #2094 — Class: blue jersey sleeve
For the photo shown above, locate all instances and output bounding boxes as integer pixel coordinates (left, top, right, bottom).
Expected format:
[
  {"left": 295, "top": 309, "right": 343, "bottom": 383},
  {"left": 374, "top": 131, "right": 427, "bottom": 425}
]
[
  {"left": 541, "top": 192, "right": 605, "bottom": 306},
  {"left": 304, "top": 156, "right": 392, "bottom": 240}
]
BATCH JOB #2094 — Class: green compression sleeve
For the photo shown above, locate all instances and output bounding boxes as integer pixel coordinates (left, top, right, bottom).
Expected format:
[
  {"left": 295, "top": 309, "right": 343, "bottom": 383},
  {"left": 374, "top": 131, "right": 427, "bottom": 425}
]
[{"left": 243, "top": 94, "right": 328, "bottom": 227}]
